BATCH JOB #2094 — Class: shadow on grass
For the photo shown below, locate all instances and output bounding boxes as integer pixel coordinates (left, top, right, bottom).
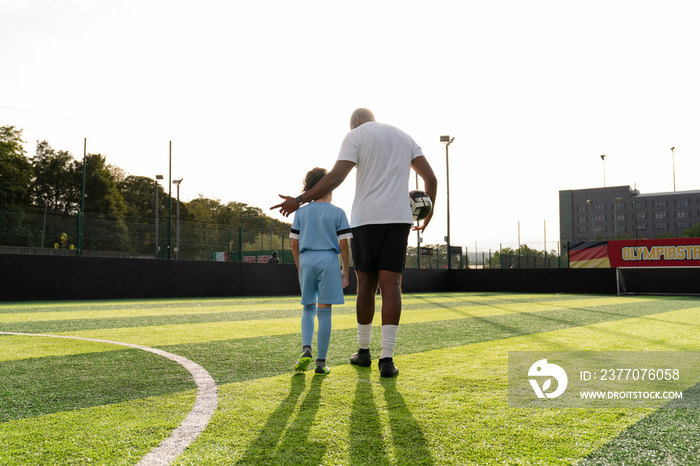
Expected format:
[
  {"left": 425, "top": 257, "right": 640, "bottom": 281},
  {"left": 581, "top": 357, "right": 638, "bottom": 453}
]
[
  {"left": 235, "top": 373, "right": 307, "bottom": 465},
  {"left": 350, "top": 366, "right": 389, "bottom": 466},
  {"left": 349, "top": 366, "right": 434, "bottom": 466},
  {"left": 276, "top": 374, "right": 327, "bottom": 465},
  {"left": 236, "top": 373, "right": 328, "bottom": 465},
  {"left": 381, "top": 376, "right": 435, "bottom": 466}
]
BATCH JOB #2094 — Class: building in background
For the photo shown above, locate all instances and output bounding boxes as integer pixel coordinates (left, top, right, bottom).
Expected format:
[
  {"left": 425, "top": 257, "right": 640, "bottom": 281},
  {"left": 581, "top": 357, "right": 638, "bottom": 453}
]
[{"left": 560, "top": 186, "right": 700, "bottom": 245}]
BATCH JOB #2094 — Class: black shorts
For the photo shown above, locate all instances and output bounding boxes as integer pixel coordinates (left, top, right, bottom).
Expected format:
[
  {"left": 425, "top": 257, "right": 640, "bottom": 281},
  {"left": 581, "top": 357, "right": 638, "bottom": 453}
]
[{"left": 351, "top": 224, "right": 411, "bottom": 273}]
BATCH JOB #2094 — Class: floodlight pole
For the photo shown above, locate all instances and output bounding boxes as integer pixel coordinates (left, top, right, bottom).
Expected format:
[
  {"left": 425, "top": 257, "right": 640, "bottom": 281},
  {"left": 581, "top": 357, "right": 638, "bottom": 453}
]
[
  {"left": 168, "top": 141, "right": 172, "bottom": 261},
  {"left": 173, "top": 179, "right": 183, "bottom": 260},
  {"left": 671, "top": 147, "right": 676, "bottom": 192},
  {"left": 600, "top": 154, "right": 606, "bottom": 188},
  {"left": 586, "top": 199, "right": 594, "bottom": 241},
  {"left": 155, "top": 175, "right": 163, "bottom": 257},
  {"left": 441, "top": 135, "right": 455, "bottom": 269},
  {"left": 77, "top": 138, "right": 86, "bottom": 256},
  {"left": 632, "top": 186, "right": 639, "bottom": 244}
]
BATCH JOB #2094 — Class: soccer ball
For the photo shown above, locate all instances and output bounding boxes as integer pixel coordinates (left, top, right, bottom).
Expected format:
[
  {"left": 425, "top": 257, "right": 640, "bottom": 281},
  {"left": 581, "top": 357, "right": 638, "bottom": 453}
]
[{"left": 409, "top": 190, "right": 432, "bottom": 222}]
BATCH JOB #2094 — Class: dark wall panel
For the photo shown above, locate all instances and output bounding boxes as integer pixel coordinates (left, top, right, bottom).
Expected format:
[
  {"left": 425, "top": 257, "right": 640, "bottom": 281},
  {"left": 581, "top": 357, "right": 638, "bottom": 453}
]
[
  {"left": 240, "top": 263, "right": 301, "bottom": 297},
  {"left": 1, "top": 254, "right": 79, "bottom": 301},
  {"left": 449, "top": 269, "right": 617, "bottom": 294},
  {"left": 403, "top": 268, "right": 450, "bottom": 293},
  {"left": 3, "top": 254, "right": 696, "bottom": 301},
  {"left": 78, "top": 257, "right": 169, "bottom": 300},
  {"left": 617, "top": 267, "right": 700, "bottom": 295},
  {"left": 170, "top": 261, "right": 240, "bottom": 298}
]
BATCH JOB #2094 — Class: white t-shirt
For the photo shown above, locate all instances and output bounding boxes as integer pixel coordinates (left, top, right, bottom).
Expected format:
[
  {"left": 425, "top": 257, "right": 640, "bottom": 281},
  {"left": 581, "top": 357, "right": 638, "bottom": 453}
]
[{"left": 337, "top": 121, "right": 424, "bottom": 227}]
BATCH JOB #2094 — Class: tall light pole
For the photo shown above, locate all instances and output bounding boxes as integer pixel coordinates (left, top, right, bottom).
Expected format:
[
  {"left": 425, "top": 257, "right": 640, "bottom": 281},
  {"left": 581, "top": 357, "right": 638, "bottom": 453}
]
[
  {"left": 168, "top": 141, "right": 172, "bottom": 260},
  {"left": 671, "top": 147, "right": 676, "bottom": 192},
  {"left": 614, "top": 197, "right": 623, "bottom": 239},
  {"left": 155, "top": 174, "right": 163, "bottom": 258},
  {"left": 173, "top": 178, "right": 183, "bottom": 260},
  {"left": 77, "top": 138, "right": 86, "bottom": 256},
  {"left": 586, "top": 199, "right": 594, "bottom": 241},
  {"left": 600, "top": 154, "right": 606, "bottom": 188},
  {"left": 632, "top": 186, "right": 640, "bottom": 244},
  {"left": 441, "top": 135, "right": 455, "bottom": 269}
]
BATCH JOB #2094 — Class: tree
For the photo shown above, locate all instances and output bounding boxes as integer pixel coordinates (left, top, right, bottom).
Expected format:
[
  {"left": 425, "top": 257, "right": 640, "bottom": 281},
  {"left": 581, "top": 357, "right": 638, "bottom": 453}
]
[
  {"left": 74, "top": 153, "right": 126, "bottom": 220},
  {"left": 681, "top": 223, "right": 700, "bottom": 238},
  {"left": 487, "top": 245, "right": 560, "bottom": 269},
  {"left": 0, "top": 126, "right": 32, "bottom": 206},
  {"left": 31, "top": 140, "right": 76, "bottom": 213},
  {"left": 178, "top": 196, "right": 292, "bottom": 259},
  {"left": 118, "top": 175, "right": 159, "bottom": 219},
  {"left": 0, "top": 126, "right": 36, "bottom": 246}
]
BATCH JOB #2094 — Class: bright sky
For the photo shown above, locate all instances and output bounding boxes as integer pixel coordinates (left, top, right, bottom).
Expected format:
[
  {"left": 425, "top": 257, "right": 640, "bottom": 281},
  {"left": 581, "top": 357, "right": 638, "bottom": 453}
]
[{"left": 2, "top": 0, "right": 699, "bottom": 253}]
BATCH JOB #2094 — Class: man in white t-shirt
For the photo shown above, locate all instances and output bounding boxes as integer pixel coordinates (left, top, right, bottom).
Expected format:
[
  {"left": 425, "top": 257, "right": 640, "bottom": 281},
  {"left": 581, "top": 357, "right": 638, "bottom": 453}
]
[{"left": 271, "top": 108, "right": 438, "bottom": 377}]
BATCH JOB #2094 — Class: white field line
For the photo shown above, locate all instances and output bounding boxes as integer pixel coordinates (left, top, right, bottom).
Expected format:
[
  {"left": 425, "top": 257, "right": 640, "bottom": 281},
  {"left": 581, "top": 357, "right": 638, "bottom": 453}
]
[{"left": 0, "top": 332, "right": 217, "bottom": 466}]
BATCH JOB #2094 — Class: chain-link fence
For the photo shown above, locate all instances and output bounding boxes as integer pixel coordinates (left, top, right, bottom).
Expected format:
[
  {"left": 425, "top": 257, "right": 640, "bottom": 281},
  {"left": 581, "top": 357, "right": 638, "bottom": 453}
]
[
  {"left": 1, "top": 206, "right": 295, "bottom": 263},
  {"left": 1, "top": 206, "right": 566, "bottom": 268}
]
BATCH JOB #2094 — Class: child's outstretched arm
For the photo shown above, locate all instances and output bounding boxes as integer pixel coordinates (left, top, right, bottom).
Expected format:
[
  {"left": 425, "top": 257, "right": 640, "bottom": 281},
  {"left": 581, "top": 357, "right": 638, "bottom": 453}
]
[{"left": 339, "top": 238, "right": 349, "bottom": 288}]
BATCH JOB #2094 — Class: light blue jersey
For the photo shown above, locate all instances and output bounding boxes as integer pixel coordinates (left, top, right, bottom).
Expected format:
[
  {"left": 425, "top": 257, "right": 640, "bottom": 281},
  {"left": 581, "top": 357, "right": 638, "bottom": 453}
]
[
  {"left": 290, "top": 202, "right": 352, "bottom": 253},
  {"left": 290, "top": 202, "right": 352, "bottom": 306}
]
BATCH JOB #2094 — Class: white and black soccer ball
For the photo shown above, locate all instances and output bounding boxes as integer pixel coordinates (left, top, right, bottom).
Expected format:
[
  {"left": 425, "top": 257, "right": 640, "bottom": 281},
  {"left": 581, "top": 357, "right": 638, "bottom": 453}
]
[{"left": 409, "top": 190, "right": 432, "bottom": 222}]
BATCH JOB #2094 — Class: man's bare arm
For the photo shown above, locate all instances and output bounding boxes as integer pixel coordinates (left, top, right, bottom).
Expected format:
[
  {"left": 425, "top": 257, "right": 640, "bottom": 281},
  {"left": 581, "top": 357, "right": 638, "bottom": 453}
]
[
  {"left": 271, "top": 160, "right": 355, "bottom": 217},
  {"left": 411, "top": 155, "right": 438, "bottom": 232}
]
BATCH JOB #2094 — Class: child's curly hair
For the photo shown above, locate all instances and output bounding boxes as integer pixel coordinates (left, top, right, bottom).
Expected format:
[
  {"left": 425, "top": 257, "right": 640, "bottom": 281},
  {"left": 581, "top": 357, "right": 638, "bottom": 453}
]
[{"left": 303, "top": 167, "right": 327, "bottom": 192}]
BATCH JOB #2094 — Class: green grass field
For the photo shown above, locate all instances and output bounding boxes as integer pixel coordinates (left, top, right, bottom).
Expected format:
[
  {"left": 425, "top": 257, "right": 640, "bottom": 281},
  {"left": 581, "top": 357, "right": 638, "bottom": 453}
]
[{"left": 1, "top": 292, "right": 699, "bottom": 465}]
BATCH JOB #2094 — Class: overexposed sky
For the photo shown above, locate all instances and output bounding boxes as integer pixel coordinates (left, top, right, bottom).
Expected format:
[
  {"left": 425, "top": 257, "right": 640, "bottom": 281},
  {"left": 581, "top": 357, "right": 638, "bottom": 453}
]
[{"left": 2, "top": 0, "right": 699, "bottom": 252}]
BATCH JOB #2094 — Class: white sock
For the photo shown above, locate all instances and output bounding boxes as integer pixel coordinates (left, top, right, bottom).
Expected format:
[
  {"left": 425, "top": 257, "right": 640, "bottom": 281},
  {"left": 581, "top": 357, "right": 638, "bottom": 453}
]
[
  {"left": 357, "top": 323, "right": 372, "bottom": 349},
  {"left": 380, "top": 324, "right": 399, "bottom": 359}
]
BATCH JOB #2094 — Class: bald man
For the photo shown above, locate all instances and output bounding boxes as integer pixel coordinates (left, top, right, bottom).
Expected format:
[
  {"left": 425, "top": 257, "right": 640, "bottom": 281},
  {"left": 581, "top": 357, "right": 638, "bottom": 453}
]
[{"left": 272, "top": 108, "right": 437, "bottom": 377}]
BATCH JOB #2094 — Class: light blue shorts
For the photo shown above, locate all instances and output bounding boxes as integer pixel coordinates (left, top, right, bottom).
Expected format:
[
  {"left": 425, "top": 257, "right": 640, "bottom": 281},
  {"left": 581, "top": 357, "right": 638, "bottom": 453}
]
[{"left": 299, "top": 250, "right": 345, "bottom": 306}]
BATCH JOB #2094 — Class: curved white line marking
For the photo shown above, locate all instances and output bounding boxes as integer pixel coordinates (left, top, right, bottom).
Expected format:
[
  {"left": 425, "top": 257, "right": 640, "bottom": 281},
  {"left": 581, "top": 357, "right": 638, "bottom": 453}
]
[{"left": 1, "top": 332, "right": 218, "bottom": 466}]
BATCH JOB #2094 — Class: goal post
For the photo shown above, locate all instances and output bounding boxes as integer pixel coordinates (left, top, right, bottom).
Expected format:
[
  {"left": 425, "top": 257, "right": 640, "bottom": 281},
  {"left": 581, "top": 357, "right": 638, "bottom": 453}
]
[{"left": 616, "top": 266, "right": 700, "bottom": 296}]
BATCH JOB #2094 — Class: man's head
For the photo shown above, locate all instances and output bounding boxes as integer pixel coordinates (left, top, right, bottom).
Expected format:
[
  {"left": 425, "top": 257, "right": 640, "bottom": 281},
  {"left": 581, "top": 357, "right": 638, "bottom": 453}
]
[
  {"left": 350, "top": 108, "right": 375, "bottom": 129},
  {"left": 303, "top": 167, "right": 327, "bottom": 192}
]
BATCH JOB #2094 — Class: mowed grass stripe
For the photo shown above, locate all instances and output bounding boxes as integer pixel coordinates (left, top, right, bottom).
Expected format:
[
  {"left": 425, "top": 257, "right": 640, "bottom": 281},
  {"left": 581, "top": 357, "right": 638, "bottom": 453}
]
[
  {"left": 0, "top": 390, "right": 196, "bottom": 465},
  {"left": 0, "top": 296, "right": 664, "bottom": 361},
  {"left": 0, "top": 296, "right": 303, "bottom": 314},
  {"left": 3, "top": 297, "right": 696, "bottom": 424},
  {"left": 0, "top": 342, "right": 196, "bottom": 422},
  {"left": 0, "top": 292, "right": 604, "bottom": 323},
  {"left": 0, "top": 300, "right": 304, "bottom": 321},
  {"left": 176, "top": 307, "right": 699, "bottom": 465},
  {"left": 0, "top": 294, "right": 483, "bottom": 316},
  {"left": 3, "top": 306, "right": 696, "bottom": 465},
  {"left": 0, "top": 307, "right": 354, "bottom": 335},
  {"left": 0, "top": 294, "right": 649, "bottom": 336}
]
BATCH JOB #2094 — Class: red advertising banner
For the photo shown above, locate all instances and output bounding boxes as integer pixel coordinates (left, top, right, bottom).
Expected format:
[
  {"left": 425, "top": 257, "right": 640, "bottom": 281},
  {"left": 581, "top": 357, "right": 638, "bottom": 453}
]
[{"left": 608, "top": 238, "right": 700, "bottom": 268}]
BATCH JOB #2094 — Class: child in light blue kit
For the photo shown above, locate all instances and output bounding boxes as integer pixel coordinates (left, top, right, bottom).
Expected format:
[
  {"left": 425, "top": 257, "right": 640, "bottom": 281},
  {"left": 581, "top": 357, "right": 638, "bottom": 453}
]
[{"left": 290, "top": 167, "right": 351, "bottom": 375}]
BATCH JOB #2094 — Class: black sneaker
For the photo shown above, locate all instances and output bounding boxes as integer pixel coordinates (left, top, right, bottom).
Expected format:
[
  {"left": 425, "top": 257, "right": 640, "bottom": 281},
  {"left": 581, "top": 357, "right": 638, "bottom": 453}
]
[
  {"left": 378, "top": 357, "right": 399, "bottom": 377},
  {"left": 350, "top": 348, "right": 371, "bottom": 367}
]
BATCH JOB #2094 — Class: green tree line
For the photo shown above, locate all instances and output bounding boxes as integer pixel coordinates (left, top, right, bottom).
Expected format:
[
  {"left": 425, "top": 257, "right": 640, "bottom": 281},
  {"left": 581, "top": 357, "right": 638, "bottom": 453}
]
[{"left": 0, "top": 126, "right": 291, "bottom": 259}]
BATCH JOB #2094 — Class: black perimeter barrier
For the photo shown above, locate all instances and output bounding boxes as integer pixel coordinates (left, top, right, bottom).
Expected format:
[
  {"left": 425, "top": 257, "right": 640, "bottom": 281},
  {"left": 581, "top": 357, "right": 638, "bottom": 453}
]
[
  {"left": 0, "top": 254, "right": 629, "bottom": 301},
  {"left": 18, "top": 257, "right": 700, "bottom": 300}
]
